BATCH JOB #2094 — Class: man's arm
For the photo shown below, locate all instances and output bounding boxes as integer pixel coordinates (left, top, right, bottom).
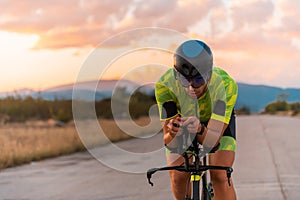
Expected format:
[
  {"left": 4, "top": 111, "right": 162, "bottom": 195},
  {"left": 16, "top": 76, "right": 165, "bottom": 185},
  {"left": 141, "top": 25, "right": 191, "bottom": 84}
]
[
  {"left": 180, "top": 116, "right": 227, "bottom": 148},
  {"left": 197, "top": 119, "right": 228, "bottom": 148}
]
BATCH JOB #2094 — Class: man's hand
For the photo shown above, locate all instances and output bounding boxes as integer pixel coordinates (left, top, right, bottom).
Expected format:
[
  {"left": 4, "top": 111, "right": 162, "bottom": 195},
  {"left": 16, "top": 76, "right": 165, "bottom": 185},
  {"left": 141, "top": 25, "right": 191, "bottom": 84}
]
[
  {"left": 166, "top": 116, "right": 182, "bottom": 138},
  {"left": 181, "top": 116, "right": 200, "bottom": 134}
]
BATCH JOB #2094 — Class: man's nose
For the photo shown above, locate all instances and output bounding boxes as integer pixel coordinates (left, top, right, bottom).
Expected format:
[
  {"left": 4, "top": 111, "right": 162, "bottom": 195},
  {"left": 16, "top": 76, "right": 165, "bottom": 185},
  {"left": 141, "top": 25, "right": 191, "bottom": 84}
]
[{"left": 188, "top": 84, "right": 196, "bottom": 90}]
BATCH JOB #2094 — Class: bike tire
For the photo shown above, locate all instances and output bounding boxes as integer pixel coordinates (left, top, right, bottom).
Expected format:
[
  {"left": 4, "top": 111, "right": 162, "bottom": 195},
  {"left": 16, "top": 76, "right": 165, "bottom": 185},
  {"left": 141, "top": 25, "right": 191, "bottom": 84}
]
[
  {"left": 201, "top": 186, "right": 211, "bottom": 200},
  {"left": 201, "top": 182, "right": 214, "bottom": 200}
]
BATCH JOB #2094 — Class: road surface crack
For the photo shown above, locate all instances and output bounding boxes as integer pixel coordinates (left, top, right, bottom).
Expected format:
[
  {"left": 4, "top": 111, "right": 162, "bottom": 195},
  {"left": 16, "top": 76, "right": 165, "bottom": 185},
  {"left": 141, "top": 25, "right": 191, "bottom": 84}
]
[{"left": 259, "top": 117, "right": 288, "bottom": 200}]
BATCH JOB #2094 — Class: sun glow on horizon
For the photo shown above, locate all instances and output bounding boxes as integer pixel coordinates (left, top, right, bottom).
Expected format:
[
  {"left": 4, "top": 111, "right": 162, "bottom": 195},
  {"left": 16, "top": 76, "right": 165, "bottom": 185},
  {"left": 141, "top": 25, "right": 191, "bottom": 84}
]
[
  {"left": 0, "top": 31, "right": 39, "bottom": 50},
  {"left": 0, "top": 31, "right": 88, "bottom": 92}
]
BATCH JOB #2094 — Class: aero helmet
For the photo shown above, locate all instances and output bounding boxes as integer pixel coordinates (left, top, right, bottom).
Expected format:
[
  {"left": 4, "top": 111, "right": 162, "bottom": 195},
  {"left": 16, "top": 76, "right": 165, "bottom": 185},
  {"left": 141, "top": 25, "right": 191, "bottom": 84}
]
[{"left": 174, "top": 40, "right": 213, "bottom": 81}]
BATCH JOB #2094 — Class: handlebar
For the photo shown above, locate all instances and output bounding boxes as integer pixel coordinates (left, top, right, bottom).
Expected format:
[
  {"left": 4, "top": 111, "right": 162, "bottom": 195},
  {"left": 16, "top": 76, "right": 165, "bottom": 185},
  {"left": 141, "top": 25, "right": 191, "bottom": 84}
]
[
  {"left": 147, "top": 125, "right": 233, "bottom": 187},
  {"left": 147, "top": 165, "right": 233, "bottom": 186}
]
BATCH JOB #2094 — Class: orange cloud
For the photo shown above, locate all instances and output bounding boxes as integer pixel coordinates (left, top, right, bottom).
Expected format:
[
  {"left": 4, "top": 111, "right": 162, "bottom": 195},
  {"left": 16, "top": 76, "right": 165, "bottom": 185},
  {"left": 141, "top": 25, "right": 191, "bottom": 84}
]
[
  {"left": 0, "top": 0, "right": 133, "bottom": 49},
  {"left": 1, "top": 0, "right": 300, "bottom": 89},
  {"left": 1, "top": 0, "right": 299, "bottom": 53},
  {"left": 0, "top": 0, "right": 226, "bottom": 49},
  {"left": 230, "top": 0, "right": 274, "bottom": 31},
  {"left": 277, "top": 0, "right": 300, "bottom": 39}
]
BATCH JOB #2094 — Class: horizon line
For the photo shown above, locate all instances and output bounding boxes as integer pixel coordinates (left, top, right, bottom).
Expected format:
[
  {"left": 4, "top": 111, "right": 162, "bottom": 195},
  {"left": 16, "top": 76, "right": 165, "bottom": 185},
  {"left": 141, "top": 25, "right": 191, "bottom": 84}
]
[{"left": 1, "top": 79, "right": 299, "bottom": 93}]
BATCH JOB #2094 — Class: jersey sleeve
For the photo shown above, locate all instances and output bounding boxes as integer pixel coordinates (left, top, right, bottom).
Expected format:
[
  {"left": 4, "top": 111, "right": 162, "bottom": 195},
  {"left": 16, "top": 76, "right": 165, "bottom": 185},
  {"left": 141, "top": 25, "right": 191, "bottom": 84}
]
[
  {"left": 155, "top": 81, "right": 178, "bottom": 120},
  {"left": 210, "top": 78, "right": 238, "bottom": 124}
]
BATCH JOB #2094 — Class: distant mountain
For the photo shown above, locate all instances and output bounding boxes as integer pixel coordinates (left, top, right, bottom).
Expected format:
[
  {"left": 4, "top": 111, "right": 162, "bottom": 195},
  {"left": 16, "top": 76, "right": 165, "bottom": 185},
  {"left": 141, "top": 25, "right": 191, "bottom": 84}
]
[
  {"left": 0, "top": 88, "right": 35, "bottom": 98},
  {"left": 236, "top": 83, "right": 300, "bottom": 112},
  {"left": 1, "top": 81, "right": 299, "bottom": 113},
  {"left": 0, "top": 80, "right": 153, "bottom": 101}
]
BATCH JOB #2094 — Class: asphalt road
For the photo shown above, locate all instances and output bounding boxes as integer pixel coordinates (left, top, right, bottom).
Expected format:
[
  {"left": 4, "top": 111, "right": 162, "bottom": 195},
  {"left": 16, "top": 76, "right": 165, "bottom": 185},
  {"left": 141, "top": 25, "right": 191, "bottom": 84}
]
[{"left": 0, "top": 115, "right": 299, "bottom": 200}]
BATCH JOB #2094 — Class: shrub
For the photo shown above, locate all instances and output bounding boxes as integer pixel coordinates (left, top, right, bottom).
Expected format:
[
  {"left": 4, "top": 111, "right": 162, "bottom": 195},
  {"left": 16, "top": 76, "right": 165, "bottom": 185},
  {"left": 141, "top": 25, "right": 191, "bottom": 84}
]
[
  {"left": 235, "top": 106, "right": 251, "bottom": 115},
  {"left": 264, "top": 100, "right": 300, "bottom": 115}
]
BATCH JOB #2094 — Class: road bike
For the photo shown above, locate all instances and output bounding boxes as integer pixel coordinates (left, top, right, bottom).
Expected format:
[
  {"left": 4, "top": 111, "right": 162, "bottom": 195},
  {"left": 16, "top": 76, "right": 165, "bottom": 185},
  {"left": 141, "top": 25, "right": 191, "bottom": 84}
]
[{"left": 147, "top": 130, "right": 233, "bottom": 200}]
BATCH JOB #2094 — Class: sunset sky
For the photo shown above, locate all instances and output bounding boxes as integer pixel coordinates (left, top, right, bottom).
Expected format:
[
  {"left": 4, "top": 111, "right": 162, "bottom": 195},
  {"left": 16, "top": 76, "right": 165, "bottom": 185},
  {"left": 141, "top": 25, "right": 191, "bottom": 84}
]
[{"left": 0, "top": 0, "right": 299, "bottom": 92}]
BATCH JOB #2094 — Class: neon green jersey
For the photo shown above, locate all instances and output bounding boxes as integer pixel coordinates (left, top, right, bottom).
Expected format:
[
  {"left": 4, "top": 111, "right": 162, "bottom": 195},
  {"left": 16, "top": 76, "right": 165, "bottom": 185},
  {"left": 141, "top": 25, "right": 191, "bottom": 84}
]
[{"left": 155, "top": 67, "right": 238, "bottom": 124}]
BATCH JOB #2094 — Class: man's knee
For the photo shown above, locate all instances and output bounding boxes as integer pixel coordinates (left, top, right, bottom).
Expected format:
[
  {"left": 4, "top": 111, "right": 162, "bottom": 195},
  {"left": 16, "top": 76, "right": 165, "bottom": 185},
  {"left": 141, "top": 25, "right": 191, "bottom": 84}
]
[
  {"left": 210, "top": 170, "right": 229, "bottom": 186},
  {"left": 170, "top": 171, "right": 189, "bottom": 187},
  {"left": 209, "top": 150, "right": 235, "bottom": 186}
]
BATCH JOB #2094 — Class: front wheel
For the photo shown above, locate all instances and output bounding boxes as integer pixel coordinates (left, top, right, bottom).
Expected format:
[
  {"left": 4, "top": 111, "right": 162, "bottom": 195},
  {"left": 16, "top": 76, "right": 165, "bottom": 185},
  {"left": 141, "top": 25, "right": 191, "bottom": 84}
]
[{"left": 201, "top": 182, "right": 214, "bottom": 200}]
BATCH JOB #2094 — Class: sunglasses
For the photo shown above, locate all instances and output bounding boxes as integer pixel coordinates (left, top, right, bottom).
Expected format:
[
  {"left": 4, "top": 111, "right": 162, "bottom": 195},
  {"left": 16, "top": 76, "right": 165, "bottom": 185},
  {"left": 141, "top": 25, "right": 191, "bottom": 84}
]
[{"left": 174, "top": 69, "right": 207, "bottom": 88}]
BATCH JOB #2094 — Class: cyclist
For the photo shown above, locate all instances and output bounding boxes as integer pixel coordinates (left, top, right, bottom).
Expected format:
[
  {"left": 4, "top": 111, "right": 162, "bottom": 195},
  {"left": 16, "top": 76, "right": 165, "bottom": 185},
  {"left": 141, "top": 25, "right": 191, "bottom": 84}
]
[{"left": 155, "top": 40, "right": 238, "bottom": 200}]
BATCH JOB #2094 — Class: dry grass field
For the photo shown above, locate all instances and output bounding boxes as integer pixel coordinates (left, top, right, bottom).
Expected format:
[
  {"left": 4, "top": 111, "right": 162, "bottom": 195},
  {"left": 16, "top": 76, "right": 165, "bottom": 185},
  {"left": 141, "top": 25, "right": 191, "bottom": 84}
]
[
  {"left": 0, "top": 121, "right": 83, "bottom": 169},
  {"left": 0, "top": 117, "right": 160, "bottom": 169}
]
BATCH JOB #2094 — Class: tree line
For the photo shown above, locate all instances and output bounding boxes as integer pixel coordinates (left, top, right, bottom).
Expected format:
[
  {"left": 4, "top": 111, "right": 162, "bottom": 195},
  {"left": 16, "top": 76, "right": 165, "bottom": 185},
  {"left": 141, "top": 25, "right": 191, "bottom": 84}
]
[
  {"left": 0, "top": 89, "right": 156, "bottom": 123},
  {"left": 263, "top": 100, "right": 300, "bottom": 115},
  {"left": 235, "top": 100, "right": 300, "bottom": 116},
  {"left": 262, "top": 93, "right": 300, "bottom": 115},
  {"left": 1, "top": 90, "right": 299, "bottom": 123}
]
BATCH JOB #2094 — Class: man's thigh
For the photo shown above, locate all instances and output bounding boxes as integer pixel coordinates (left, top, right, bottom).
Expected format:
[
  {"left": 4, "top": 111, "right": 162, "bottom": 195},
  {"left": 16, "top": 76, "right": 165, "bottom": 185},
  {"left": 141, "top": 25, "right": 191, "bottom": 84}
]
[
  {"left": 209, "top": 150, "right": 235, "bottom": 167},
  {"left": 166, "top": 153, "right": 193, "bottom": 166}
]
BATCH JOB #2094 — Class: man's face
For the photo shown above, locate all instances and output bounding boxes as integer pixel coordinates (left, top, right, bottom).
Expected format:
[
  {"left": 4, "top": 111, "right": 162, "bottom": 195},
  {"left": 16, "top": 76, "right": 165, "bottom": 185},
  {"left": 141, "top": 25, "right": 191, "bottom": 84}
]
[
  {"left": 175, "top": 70, "right": 208, "bottom": 98},
  {"left": 184, "top": 84, "right": 207, "bottom": 99}
]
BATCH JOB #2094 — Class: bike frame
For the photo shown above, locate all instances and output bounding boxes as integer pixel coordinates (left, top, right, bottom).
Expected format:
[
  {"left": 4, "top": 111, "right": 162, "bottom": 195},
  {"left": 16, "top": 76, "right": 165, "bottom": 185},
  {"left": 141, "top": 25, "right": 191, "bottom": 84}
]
[
  {"left": 147, "top": 134, "right": 233, "bottom": 200},
  {"left": 190, "top": 155, "right": 211, "bottom": 200}
]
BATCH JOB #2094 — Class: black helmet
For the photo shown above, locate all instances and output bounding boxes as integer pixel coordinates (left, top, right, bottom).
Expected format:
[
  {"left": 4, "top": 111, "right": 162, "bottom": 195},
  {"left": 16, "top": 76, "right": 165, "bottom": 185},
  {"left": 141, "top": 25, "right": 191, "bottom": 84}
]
[{"left": 174, "top": 40, "right": 213, "bottom": 80}]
